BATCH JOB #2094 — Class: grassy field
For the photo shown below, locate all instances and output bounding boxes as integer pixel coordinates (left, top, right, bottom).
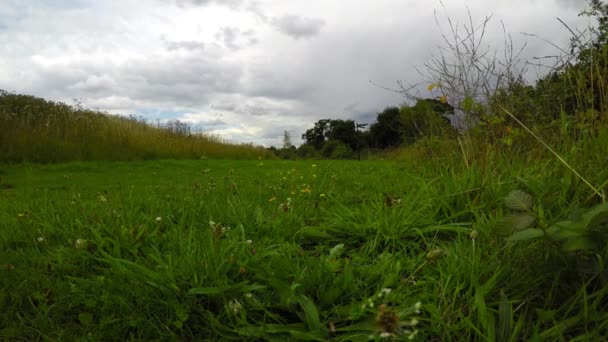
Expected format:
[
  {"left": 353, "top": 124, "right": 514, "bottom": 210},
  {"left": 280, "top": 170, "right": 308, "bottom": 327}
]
[{"left": 1, "top": 148, "right": 607, "bottom": 340}]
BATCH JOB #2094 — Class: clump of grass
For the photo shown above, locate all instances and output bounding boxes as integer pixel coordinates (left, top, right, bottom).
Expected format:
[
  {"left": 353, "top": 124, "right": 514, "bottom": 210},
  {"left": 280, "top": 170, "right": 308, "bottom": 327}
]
[{"left": 0, "top": 90, "right": 272, "bottom": 163}]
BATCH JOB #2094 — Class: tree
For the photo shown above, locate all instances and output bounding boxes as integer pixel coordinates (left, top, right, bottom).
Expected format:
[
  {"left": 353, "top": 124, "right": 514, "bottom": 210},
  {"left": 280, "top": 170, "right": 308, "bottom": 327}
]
[
  {"left": 302, "top": 119, "right": 330, "bottom": 150},
  {"left": 326, "top": 119, "right": 358, "bottom": 150},
  {"left": 369, "top": 107, "right": 403, "bottom": 148},
  {"left": 282, "top": 130, "right": 293, "bottom": 149},
  {"left": 400, "top": 99, "right": 455, "bottom": 143}
]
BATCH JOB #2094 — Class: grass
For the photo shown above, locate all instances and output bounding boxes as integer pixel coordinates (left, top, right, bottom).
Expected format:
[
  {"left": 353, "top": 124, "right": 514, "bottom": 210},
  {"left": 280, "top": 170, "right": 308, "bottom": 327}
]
[
  {"left": 1, "top": 129, "right": 608, "bottom": 341},
  {"left": 0, "top": 91, "right": 272, "bottom": 163}
]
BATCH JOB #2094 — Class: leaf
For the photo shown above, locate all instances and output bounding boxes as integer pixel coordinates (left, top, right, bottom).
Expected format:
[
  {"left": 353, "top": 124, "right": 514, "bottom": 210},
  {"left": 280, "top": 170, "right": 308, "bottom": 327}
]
[
  {"left": 504, "top": 190, "right": 533, "bottom": 211},
  {"left": 329, "top": 244, "right": 345, "bottom": 258},
  {"left": 494, "top": 214, "right": 536, "bottom": 236},
  {"left": 562, "top": 236, "right": 594, "bottom": 252},
  {"left": 506, "top": 228, "right": 544, "bottom": 242},
  {"left": 295, "top": 295, "right": 321, "bottom": 332},
  {"left": 547, "top": 221, "right": 585, "bottom": 241},
  {"left": 580, "top": 202, "right": 608, "bottom": 230},
  {"left": 78, "top": 312, "right": 93, "bottom": 325}
]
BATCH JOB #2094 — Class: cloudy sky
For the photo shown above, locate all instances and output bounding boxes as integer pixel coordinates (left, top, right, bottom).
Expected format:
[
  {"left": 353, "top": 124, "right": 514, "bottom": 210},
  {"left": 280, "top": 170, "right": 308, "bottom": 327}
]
[{"left": 0, "top": 0, "right": 593, "bottom": 146}]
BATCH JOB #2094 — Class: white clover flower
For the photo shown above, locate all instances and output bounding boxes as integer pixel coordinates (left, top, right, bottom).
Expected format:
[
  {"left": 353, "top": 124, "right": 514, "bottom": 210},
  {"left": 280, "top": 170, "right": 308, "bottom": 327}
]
[
  {"left": 246, "top": 240, "right": 253, "bottom": 244},
  {"left": 37, "top": 236, "right": 45, "bottom": 243},
  {"left": 75, "top": 239, "right": 87, "bottom": 249},
  {"left": 228, "top": 299, "right": 242, "bottom": 315},
  {"left": 380, "top": 288, "right": 392, "bottom": 297}
]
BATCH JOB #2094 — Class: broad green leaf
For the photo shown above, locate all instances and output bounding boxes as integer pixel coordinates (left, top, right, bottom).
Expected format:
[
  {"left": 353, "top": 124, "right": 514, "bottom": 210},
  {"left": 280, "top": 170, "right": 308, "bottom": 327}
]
[
  {"left": 495, "top": 214, "right": 536, "bottom": 236},
  {"left": 506, "top": 228, "right": 544, "bottom": 242},
  {"left": 562, "top": 236, "right": 594, "bottom": 252},
  {"left": 581, "top": 202, "right": 608, "bottom": 230},
  {"left": 295, "top": 295, "right": 321, "bottom": 332},
  {"left": 329, "top": 244, "right": 345, "bottom": 258},
  {"left": 504, "top": 190, "right": 533, "bottom": 211},
  {"left": 547, "top": 221, "right": 585, "bottom": 240}
]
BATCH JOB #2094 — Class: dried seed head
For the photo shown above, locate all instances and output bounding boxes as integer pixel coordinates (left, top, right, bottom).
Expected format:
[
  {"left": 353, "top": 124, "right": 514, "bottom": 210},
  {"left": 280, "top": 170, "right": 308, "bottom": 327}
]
[{"left": 376, "top": 304, "right": 400, "bottom": 334}]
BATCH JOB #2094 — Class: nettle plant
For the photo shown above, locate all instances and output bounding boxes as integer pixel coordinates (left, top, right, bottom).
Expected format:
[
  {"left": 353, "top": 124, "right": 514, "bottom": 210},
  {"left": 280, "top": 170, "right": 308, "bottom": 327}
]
[{"left": 495, "top": 190, "right": 608, "bottom": 253}]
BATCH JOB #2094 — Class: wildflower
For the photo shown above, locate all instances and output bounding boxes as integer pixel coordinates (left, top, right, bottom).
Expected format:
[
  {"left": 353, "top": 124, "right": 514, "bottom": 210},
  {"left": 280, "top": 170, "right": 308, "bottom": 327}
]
[
  {"left": 415, "top": 301, "right": 422, "bottom": 314},
  {"left": 246, "top": 239, "right": 253, "bottom": 244},
  {"left": 469, "top": 230, "right": 478, "bottom": 240},
  {"left": 98, "top": 194, "right": 107, "bottom": 202},
  {"left": 228, "top": 299, "right": 242, "bottom": 315},
  {"left": 379, "top": 288, "right": 392, "bottom": 297},
  {"left": 17, "top": 213, "right": 25, "bottom": 217},
  {"left": 37, "top": 236, "right": 45, "bottom": 243},
  {"left": 75, "top": 239, "right": 87, "bottom": 249},
  {"left": 155, "top": 217, "right": 162, "bottom": 222},
  {"left": 380, "top": 332, "right": 393, "bottom": 338},
  {"left": 376, "top": 304, "right": 400, "bottom": 334}
]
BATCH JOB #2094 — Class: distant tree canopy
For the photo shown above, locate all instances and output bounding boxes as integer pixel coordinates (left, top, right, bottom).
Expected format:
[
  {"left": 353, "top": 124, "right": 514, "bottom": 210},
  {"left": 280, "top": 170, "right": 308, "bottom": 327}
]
[
  {"left": 301, "top": 119, "right": 359, "bottom": 150},
  {"left": 369, "top": 107, "right": 402, "bottom": 149},
  {"left": 293, "top": 98, "right": 455, "bottom": 158},
  {"left": 369, "top": 99, "right": 454, "bottom": 148}
]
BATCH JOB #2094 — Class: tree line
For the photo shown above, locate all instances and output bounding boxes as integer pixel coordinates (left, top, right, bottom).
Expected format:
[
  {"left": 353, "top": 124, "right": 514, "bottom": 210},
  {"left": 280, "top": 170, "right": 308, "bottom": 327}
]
[{"left": 269, "top": 98, "right": 456, "bottom": 159}]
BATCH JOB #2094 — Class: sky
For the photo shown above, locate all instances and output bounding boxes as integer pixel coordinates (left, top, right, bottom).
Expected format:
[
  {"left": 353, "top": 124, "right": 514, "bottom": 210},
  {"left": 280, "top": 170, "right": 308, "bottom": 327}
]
[{"left": 0, "top": 0, "right": 594, "bottom": 146}]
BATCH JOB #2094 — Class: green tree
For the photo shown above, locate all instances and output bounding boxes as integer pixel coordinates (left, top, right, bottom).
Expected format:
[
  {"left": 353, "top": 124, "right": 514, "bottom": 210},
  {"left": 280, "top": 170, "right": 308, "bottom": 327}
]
[
  {"left": 326, "top": 119, "right": 358, "bottom": 150},
  {"left": 369, "top": 107, "right": 403, "bottom": 148},
  {"left": 301, "top": 119, "right": 330, "bottom": 150},
  {"left": 400, "top": 99, "right": 455, "bottom": 144}
]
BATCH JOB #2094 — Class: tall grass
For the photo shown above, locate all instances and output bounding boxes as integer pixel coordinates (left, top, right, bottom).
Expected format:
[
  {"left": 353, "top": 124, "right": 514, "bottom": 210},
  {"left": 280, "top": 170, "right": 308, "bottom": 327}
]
[{"left": 0, "top": 91, "right": 272, "bottom": 163}]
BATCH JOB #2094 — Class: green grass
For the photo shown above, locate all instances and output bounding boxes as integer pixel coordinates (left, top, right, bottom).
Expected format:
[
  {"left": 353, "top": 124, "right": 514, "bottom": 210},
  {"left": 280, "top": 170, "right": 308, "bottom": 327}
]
[
  {"left": 1, "top": 138, "right": 608, "bottom": 341},
  {"left": 0, "top": 91, "right": 272, "bottom": 163}
]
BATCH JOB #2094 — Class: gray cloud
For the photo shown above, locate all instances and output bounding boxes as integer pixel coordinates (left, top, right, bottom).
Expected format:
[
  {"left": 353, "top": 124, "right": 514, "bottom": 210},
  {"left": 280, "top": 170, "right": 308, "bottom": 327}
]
[
  {"left": 555, "top": 0, "right": 588, "bottom": 10},
  {"left": 214, "top": 27, "right": 257, "bottom": 50},
  {"left": 175, "top": 0, "right": 243, "bottom": 8},
  {"left": 164, "top": 39, "right": 206, "bottom": 51},
  {"left": 270, "top": 15, "right": 325, "bottom": 39}
]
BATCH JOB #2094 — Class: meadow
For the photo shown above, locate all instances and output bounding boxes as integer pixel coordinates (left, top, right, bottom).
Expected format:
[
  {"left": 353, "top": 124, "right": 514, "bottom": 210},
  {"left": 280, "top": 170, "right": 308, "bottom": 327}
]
[
  {"left": 2, "top": 4, "right": 608, "bottom": 339},
  {"left": 1, "top": 132, "right": 608, "bottom": 340}
]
